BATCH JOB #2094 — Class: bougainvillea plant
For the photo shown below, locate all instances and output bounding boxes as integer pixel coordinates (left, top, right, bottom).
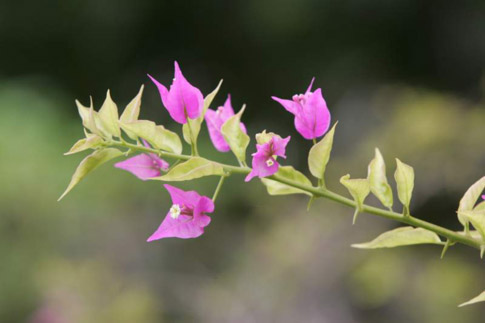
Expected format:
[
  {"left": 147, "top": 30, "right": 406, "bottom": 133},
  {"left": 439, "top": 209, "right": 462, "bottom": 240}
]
[{"left": 59, "top": 61, "right": 485, "bottom": 307}]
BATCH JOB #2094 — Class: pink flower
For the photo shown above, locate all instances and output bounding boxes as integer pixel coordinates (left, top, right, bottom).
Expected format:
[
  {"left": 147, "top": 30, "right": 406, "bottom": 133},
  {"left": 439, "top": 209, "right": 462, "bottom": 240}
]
[
  {"left": 245, "top": 135, "right": 291, "bottom": 182},
  {"left": 147, "top": 185, "right": 214, "bottom": 240},
  {"left": 148, "top": 61, "right": 204, "bottom": 124},
  {"left": 272, "top": 78, "right": 331, "bottom": 140},
  {"left": 114, "top": 140, "right": 169, "bottom": 180},
  {"left": 205, "top": 94, "right": 247, "bottom": 152}
]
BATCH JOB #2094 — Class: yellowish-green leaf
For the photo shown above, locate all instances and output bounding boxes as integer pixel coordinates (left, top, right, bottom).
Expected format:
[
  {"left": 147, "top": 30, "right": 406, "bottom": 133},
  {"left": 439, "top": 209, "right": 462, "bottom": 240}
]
[
  {"left": 352, "top": 227, "right": 442, "bottom": 249},
  {"left": 367, "top": 148, "right": 393, "bottom": 209},
  {"left": 120, "top": 85, "right": 144, "bottom": 139},
  {"left": 155, "top": 126, "right": 183, "bottom": 154},
  {"left": 182, "top": 79, "right": 223, "bottom": 144},
  {"left": 120, "top": 120, "right": 182, "bottom": 154},
  {"left": 308, "top": 122, "right": 337, "bottom": 181},
  {"left": 459, "top": 210, "right": 485, "bottom": 241},
  {"left": 261, "top": 166, "right": 312, "bottom": 196},
  {"left": 459, "top": 290, "right": 485, "bottom": 307},
  {"left": 58, "top": 148, "right": 123, "bottom": 201},
  {"left": 221, "top": 105, "right": 250, "bottom": 163},
  {"left": 97, "top": 90, "right": 120, "bottom": 137},
  {"left": 75, "top": 97, "right": 93, "bottom": 127},
  {"left": 255, "top": 130, "right": 276, "bottom": 145},
  {"left": 394, "top": 158, "right": 414, "bottom": 214},
  {"left": 64, "top": 134, "right": 103, "bottom": 155},
  {"left": 155, "top": 157, "right": 224, "bottom": 181},
  {"left": 457, "top": 176, "right": 485, "bottom": 227},
  {"left": 340, "top": 174, "right": 370, "bottom": 223}
]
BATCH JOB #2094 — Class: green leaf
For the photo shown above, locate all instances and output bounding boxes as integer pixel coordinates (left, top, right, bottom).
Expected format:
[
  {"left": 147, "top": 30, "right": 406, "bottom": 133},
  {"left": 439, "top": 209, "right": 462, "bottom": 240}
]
[
  {"left": 367, "top": 148, "right": 393, "bottom": 209},
  {"left": 340, "top": 174, "right": 370, "bottom": 223},
  {"left": 155, "top": 157, "right": 225, "bottom": 181},
  {"left": 221, "top": 105, "right": 250, "bottom": 163},
  {"left": 457, "top": 176, "right": 485, "bottom": 227},
  {"left": 97, "top": 90, "right": 121, "bottom": 138},
  {"left": 75, "top": 97, "right": 93, "bottom": 127},
  {"left": 458, "top": 210, "right": 485, "bottom": 241},
  {"left": 308, "top": 122, "right": 337, "bottom": 182},
  {"left": 459, "top": 290, "right": 485, "bottom": 307},
  {"left": 182, "top": 79, "right": 223, "bottom": 144},
  {"left": 64, "top": 134, "right": 103, "bottom": 155},
  {"left": 120, "top": 120, "right": 182, "bottom": 154},
  {"left": 58, "top": 148, "right": 123, "bottom": 201},
  {"left": 261, "top": 166, "right": 312, "bottom": 196},
  {"left": 394, "top": 158, "right": 414, "bottom": 214},
  {"left": 352, "top": 227, "right": 442, "bottom": 249},
  {"left": 120, "top": 85, "right": 144, "bottom": 139},
  {"left": 255, "top": 130, "right": 276, "bottom": 145}
]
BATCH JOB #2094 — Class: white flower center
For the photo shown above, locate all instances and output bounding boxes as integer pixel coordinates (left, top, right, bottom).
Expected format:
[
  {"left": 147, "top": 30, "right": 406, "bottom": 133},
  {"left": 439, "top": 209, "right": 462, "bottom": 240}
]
[
  {"left": 169, "top": 204, "right": 181, "bottom": 219},
  {"left": 266, "top": 159, "right": 274, "bottom": 167},
  {"left": 216, "top": 107, "right": 223, "bottom": 115}
]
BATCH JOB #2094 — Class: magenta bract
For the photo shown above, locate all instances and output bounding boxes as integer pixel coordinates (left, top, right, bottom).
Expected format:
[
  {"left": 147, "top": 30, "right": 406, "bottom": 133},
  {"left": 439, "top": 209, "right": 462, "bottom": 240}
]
[
  {"left": 245, "top": 135, "right": 290, "bottom": 182},
  {"left": 147, "top": 185, "right": 214, "bottom": 240},
  {"left": 114, "top": 140, "right": 169, "bottom": 180},
  {"left": 272, "top": 78, "right": 331, "bottom": 140},
  {"left": 148, "top": 61, "right": 204, "bottom": 124},
  {"left": 205, "top": 94, "right": 247, "bottom": 152}
]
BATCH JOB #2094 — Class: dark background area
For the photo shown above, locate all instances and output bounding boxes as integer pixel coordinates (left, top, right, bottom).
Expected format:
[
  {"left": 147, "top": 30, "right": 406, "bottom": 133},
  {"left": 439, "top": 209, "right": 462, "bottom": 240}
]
[{"left": 1, "top": 1, "right": 485, "bottom": 322}]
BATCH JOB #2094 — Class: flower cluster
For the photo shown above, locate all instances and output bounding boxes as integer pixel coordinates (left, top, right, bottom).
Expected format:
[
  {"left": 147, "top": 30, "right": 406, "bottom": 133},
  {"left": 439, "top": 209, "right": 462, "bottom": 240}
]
[{"left": 63, "top": 61, "right": 334, "bottom": 241}]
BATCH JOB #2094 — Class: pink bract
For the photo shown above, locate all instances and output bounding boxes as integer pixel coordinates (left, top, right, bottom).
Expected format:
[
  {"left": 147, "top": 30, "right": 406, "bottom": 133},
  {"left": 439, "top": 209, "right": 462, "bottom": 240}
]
[
  {"left": 147, "top": 185, "right": 214, "bottom": 240},
  {"left": 114, "top": 140, "right": 169, "bottom": 180},
  {"left": 272, "top": 78, "right": 331, "bottom": 140},
  {"left": 245, "top": 135, "right": 290, "bottom": 182},
  {"left": 148, "top": 61, "right": 204, "bottom": 124},
  {"left": 205, "top": 94, "right": 247, "bottom": 152}
]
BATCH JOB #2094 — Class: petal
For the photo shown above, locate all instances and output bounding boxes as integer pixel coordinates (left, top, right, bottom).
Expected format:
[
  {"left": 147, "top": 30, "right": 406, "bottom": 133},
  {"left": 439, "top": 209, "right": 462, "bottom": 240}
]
[
  {"left": 272, "top": 136, "right": 291, "bottom": 158},
  {"left": 272, "top": 96, "right": 298, "bottom": 115},
  {"left": 168, "top": 61, "right": 204, "bottom": 121},
  {"left": 147, "top": 213, "right": 205, "bottom": 240},
  {"left": 245, "top": 154, "right": 279, "bottom": 181},
  {"left": 205, "top": 109, "right": 230, "bottom": 152},
  {"left": 305, "top": 88, "right": 331, "bottom": 138},
  {"left": 164, "top": 184, "right": 202, "bottom": 208},
  {"left": 114, "top": 154, "right": 163, "bottom": 180},
  {"left": 221, "top": 94, "right": 235, "bottom": 119},
  {"left": 305, "top": 77, "right": 316, "bottom": 94},
  {"left": 147, "top": 74, "right": 169, "bottom": 105}
]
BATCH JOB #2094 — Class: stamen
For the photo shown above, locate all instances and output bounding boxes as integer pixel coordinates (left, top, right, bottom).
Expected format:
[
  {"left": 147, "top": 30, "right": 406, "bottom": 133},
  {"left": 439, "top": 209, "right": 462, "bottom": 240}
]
[
  {"left": 266, "top": 159, "right": 274, "bottom": 167},
  {"left": 169, "top": 204, "right": 181, "bottom": 219}
]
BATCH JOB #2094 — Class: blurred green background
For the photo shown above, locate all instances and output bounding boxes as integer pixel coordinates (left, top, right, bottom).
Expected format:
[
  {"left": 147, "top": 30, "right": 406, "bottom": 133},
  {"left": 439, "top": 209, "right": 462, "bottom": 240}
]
[{"left": 1, "top": 1, "right": 485, "bottom": 322}]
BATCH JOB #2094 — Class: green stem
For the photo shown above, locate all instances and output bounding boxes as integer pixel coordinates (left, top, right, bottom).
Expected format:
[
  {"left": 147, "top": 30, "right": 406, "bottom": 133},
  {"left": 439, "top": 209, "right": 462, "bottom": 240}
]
[
  {"left": 109, "top": 139, "right": 482, "bottom": 250},
  {"left": 212, "top": 175, "right": 226, "bottom": 202},
  {"left": 186, "top": 118, "right": 199, "bottom": 156}
]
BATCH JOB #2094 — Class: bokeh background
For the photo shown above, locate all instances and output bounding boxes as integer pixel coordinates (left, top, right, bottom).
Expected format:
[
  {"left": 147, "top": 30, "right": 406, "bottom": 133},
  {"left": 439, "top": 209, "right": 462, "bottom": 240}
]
[{"left": 1, "top": 1, "right": 485, "bottom": 322}]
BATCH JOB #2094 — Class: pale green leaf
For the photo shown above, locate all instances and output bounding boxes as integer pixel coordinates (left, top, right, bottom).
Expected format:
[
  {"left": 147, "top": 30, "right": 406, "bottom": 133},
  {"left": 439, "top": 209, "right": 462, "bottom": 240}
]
[
  {"left": 261, "top": 166, "right": 312, "bottom": 196},
  {"left": 394, "top": 158, "right": 414, "bottom": 213},
  {"left": 155, "top": 157, "right": 224, "bottom": 181},
  {"left": 308, "top": 123, "right": 337, "bottom": 180},
  {"left": 97, "top": 90, "right": 120, "bottom": 137},
  {"left": 221, "top": 105, "right": 250, "bottom": 163},
  {"left": 367, "top": 148, "right": 393, "bottom": 209},
  {"left": 182, "top": 79, "right": 223, "bottom": 144},
  {"left": 340, "top": 174, "right": 370, "bottom": 212},
  {"left": 457, "top": 176, "right": 485, "bottom": 227},
  {"left": 459, "top": 210, "right": 485, "bottom": 241},
  {"left": 58, "top": 148, "right": 123, "bottom": 201},
  {"left": 75, "top": 97, "right": 92, "bottom": 127},
  {"left": 459, "top": 290, "right": 485, "bottom": 307},
  {"left": 64, "top": 134, "right": 103, "bottom": 155},
  {"left": 352, "top": 227, "right": 442, "bottom": 249},
  {"left": 120, "top": 120, "right": 182, "bottom": 154},
  {"left": 120, "top": 85, "right": 144, "bottom": 139},
  {"left": 255, "top": 130, "right": 276, "bottom": 145}
]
